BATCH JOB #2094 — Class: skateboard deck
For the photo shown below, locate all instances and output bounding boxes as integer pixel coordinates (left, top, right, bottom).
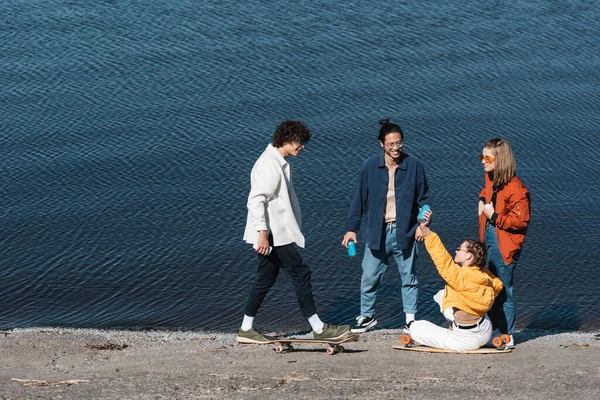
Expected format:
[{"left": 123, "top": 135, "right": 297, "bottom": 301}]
[
  {"left": 261, "top": 334, "right": 359, "bottom": 355},
  {"left": 393, "top": 345, "right": 511, "bottom": 354},
  {"left": 395, "top": 332, "right": 512, "bottom": 353}
]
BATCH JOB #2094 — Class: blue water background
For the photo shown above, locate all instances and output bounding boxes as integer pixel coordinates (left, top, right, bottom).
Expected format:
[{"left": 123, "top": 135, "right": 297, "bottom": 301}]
[{"left": 1, "top": 0, "right": 599, "bottom": 332}]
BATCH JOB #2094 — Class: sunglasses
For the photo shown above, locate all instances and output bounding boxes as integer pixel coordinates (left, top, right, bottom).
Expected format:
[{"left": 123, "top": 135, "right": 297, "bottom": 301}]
[
  {"left": 478, "top": 154, "right": 496, "bottom": 163},
  {"left": 385, "top": 141, "right": 403, "bottom": 150}
]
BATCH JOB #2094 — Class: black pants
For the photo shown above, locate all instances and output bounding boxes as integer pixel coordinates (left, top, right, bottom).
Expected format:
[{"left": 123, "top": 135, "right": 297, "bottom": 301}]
[{"left": 244, "top": 243, "right": 317, "bottom": 318}]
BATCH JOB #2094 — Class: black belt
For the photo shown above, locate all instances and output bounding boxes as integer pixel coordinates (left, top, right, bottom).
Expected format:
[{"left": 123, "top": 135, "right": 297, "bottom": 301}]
[{"left": 454, "top": 321, "right": 479, "bottom": 330}]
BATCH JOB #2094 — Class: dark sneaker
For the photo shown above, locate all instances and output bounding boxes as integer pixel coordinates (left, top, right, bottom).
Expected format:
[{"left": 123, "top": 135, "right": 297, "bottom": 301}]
[
  {"left": 236, "top": 328, "right": 270, "bottom": 344},
  {"left": 351, "top": 315, "right": 377, "bottom": 333},
  {"left": 313, "top": 323, "right": 350, "bottom": 340}
]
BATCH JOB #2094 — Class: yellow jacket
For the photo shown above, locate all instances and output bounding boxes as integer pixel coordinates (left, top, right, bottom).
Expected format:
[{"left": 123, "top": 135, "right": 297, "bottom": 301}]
[{"left": 424, "top": 232, "right": 503, "bottom": 317}]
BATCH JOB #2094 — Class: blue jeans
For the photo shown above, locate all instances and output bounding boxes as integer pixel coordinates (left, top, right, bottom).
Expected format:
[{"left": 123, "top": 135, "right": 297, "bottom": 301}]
[
  {"left": 360, "top": 223, "right": 419, "bottom": 317},
  {"left": 485, "top": 223, "right": 519, "bottom": 335}
]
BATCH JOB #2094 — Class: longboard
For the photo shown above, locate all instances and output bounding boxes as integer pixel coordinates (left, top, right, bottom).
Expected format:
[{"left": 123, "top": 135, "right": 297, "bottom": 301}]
[
  {"left": 394, "top": 332, "right": 512, "bottom": 353},
  {"left": 260, "top": 334, "right": 359, "bottom": 355},
  {"left": 393, "top": 345, "right": 511, "bottom": 354}
]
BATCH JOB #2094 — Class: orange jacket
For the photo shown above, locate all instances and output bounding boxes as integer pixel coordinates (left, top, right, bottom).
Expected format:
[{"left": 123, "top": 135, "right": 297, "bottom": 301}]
[{"left": 479, "top": 174, "right": 530, "bottom": 265}]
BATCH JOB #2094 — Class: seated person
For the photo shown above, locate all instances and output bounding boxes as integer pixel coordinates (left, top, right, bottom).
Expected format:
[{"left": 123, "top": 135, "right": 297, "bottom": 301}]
[{"left": 408, "top": 210, "right": 503, "bottom": 351}]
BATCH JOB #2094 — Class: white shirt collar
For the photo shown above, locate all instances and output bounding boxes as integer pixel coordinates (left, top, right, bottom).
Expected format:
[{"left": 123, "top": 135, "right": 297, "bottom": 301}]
[{"left": 266, "top": 143, "right": 288, "bottom": 168}]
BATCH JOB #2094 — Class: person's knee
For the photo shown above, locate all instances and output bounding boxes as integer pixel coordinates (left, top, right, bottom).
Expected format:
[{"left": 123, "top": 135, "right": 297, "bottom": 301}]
[
  {"left": 291, "top": 265, "right": 312, "bottom": 283},
  {"left": 408, "top": 320, "right": 429, "bottom": 336},
  {"left": 255, "top": 272, "right": 278, "bottom": 290},
  {"left": 361, "top": 272, "right": 382, "bottom": 290},
  {"left": 362, "top": 260, "right": 386, "bottom": 280}
]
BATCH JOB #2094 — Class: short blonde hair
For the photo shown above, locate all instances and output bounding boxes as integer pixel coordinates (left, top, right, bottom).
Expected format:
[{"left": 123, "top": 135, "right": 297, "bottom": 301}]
[{"left": 484, "top": 138, "right": 516, "bottom": 187}]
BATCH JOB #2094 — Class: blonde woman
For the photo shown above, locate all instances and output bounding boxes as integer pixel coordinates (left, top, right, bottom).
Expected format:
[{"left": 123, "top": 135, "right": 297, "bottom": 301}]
[{"left": 478, "top": 138, "right": 531, "bottom": 348}]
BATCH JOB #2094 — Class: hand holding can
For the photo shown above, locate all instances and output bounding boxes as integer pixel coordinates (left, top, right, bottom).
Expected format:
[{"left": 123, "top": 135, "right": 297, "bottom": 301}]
[
  {"left": 347, "top": 240, "right": 357, "bottom": 257},
  {"left": 417, "top": 205, "right": 431, "bottom": 223},
  {"left": 253, "top": 243, "right": 272, "bottom": 255}
]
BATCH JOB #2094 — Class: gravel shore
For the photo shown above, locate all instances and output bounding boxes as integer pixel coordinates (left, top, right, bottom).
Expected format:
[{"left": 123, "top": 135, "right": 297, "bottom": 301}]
[{"left": 1, "top": 327, "right": 599, "bottom": 399}]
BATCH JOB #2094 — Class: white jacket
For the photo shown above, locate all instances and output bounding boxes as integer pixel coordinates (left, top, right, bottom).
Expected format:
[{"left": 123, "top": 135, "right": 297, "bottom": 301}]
[{"left": 243, "top": 144, "right": 305, "bottom": 248}]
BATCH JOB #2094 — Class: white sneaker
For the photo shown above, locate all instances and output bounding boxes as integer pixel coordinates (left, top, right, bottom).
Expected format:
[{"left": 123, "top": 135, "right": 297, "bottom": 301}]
[{"left": 506, "top": 334, "right": 515, "bottom": 348}]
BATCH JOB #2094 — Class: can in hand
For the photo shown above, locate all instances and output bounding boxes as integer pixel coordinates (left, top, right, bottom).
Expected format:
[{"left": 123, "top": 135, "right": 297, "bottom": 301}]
[
  {"left": 253, "top": 244, "right": 272, "bottom": 255},
  {"left": 347, "top": 240, "right": 357, "bottom": 257},
  {"left": 417, "top": 205, "right": 431, "bottom": 223}
]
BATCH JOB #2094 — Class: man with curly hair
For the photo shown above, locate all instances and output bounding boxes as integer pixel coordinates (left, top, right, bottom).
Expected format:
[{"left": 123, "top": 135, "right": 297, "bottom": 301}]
[{"left": 237, "top": 121, "right": 350, "bottom": 344}]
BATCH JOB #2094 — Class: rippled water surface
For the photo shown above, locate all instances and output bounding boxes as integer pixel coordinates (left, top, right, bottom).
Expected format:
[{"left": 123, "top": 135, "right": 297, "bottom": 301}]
[{"left": 1, "top": 0, "right": 599, "bottom": 332}]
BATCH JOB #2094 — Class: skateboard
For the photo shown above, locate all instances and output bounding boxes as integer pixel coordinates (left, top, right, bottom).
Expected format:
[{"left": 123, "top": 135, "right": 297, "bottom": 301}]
[
  {"left": 394, "top": 333, "right": 512, "bottom": 354},
  {"left": 261, "top": 334, "right": 359, "bottom": 355}
]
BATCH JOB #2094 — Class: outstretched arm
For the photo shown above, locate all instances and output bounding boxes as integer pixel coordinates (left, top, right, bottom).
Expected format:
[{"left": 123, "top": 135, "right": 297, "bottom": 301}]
[{"left": 418, "top": 211, "right": 468, "bottom": 291}]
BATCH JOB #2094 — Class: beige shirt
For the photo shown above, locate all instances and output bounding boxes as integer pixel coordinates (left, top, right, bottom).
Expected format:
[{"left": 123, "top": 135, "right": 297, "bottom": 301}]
[
  {"left": 243, "top": 144, "right": 305, "bottom": 248},
  {"left": 384, "top": 166, "right": 397, "bottom": 223}
]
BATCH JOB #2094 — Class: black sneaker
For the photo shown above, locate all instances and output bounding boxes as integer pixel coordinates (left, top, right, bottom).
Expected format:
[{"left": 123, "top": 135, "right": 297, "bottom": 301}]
[{"left": 351, "top": 315, "right": 377, "bottom": 333}]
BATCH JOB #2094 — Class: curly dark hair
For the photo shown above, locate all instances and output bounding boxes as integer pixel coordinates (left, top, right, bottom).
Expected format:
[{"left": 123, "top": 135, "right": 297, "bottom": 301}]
[
  {"left": 272, "top": 120, "right": 312, "bottom": 148},
  {"left": 464, "top": 238, "right": 487, "bottom": 268}
]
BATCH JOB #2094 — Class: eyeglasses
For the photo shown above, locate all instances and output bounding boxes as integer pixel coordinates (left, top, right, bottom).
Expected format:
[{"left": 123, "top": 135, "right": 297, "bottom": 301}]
[
  {"left": 385, "top": 142, "right": 403, "bottom": 150},
  {"left": 478, "top": 154, "right": 496, "bottom": 163}
]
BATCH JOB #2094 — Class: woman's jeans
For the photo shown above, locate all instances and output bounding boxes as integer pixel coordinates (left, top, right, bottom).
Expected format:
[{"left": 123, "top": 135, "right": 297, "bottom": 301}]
[
  {"left": 485, "top": 223, "right": 519, "bottom": 335},
  {"left": 360, "top": 222, "right": 418, "bottom": 317}
]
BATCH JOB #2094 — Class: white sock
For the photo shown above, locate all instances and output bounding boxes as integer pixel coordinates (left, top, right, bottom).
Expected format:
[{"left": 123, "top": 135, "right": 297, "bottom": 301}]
[
  {"left": 241, "top": 315, "right": 254, "bottom": 331},
  {"left": 308, "top": 314, "right": 324, "bottom": 333},
  {"left": 406, "top": 313, "right": 415, "bottom": 325}
]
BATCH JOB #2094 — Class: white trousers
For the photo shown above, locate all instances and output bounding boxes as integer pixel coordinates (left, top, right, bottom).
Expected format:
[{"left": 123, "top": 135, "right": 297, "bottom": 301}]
[{"left": 409, "top": 290, "right": 492, "bottom": 352}]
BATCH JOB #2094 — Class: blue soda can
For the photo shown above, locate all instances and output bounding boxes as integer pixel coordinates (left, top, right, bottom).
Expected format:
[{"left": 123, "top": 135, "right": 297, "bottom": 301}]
[
  {"left": 347, "top": 240, "right": 357, "bottom": 257},
  {"left": 417, "top": 205, "right": 431, "bottom": 223}
]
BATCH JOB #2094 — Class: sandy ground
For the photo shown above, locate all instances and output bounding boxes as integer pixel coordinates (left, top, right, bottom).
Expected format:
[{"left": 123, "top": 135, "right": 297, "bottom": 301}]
[{"left": 1, "top": 327, "right": 599, "bottom": 399}]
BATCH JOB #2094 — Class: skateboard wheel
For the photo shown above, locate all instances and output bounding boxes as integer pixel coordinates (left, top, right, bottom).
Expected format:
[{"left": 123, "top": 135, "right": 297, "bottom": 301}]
[
  {"left": 501, "top": 334, "right": 511, "bottom": 344},
  {"left": 492, "top": 337, "right": 504, "bottom": 348},
  {"left": 327, "top": 347, "right": 335, "bottom": 355},
  {"left": 338, "top": 346, "right": 345, "bottom": 353},
  {"left": 275, "top": 344, "right": 293, "bottom": 353},
  {"left": 400, "top": 334, "right": 412, "bottom": 345}
]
